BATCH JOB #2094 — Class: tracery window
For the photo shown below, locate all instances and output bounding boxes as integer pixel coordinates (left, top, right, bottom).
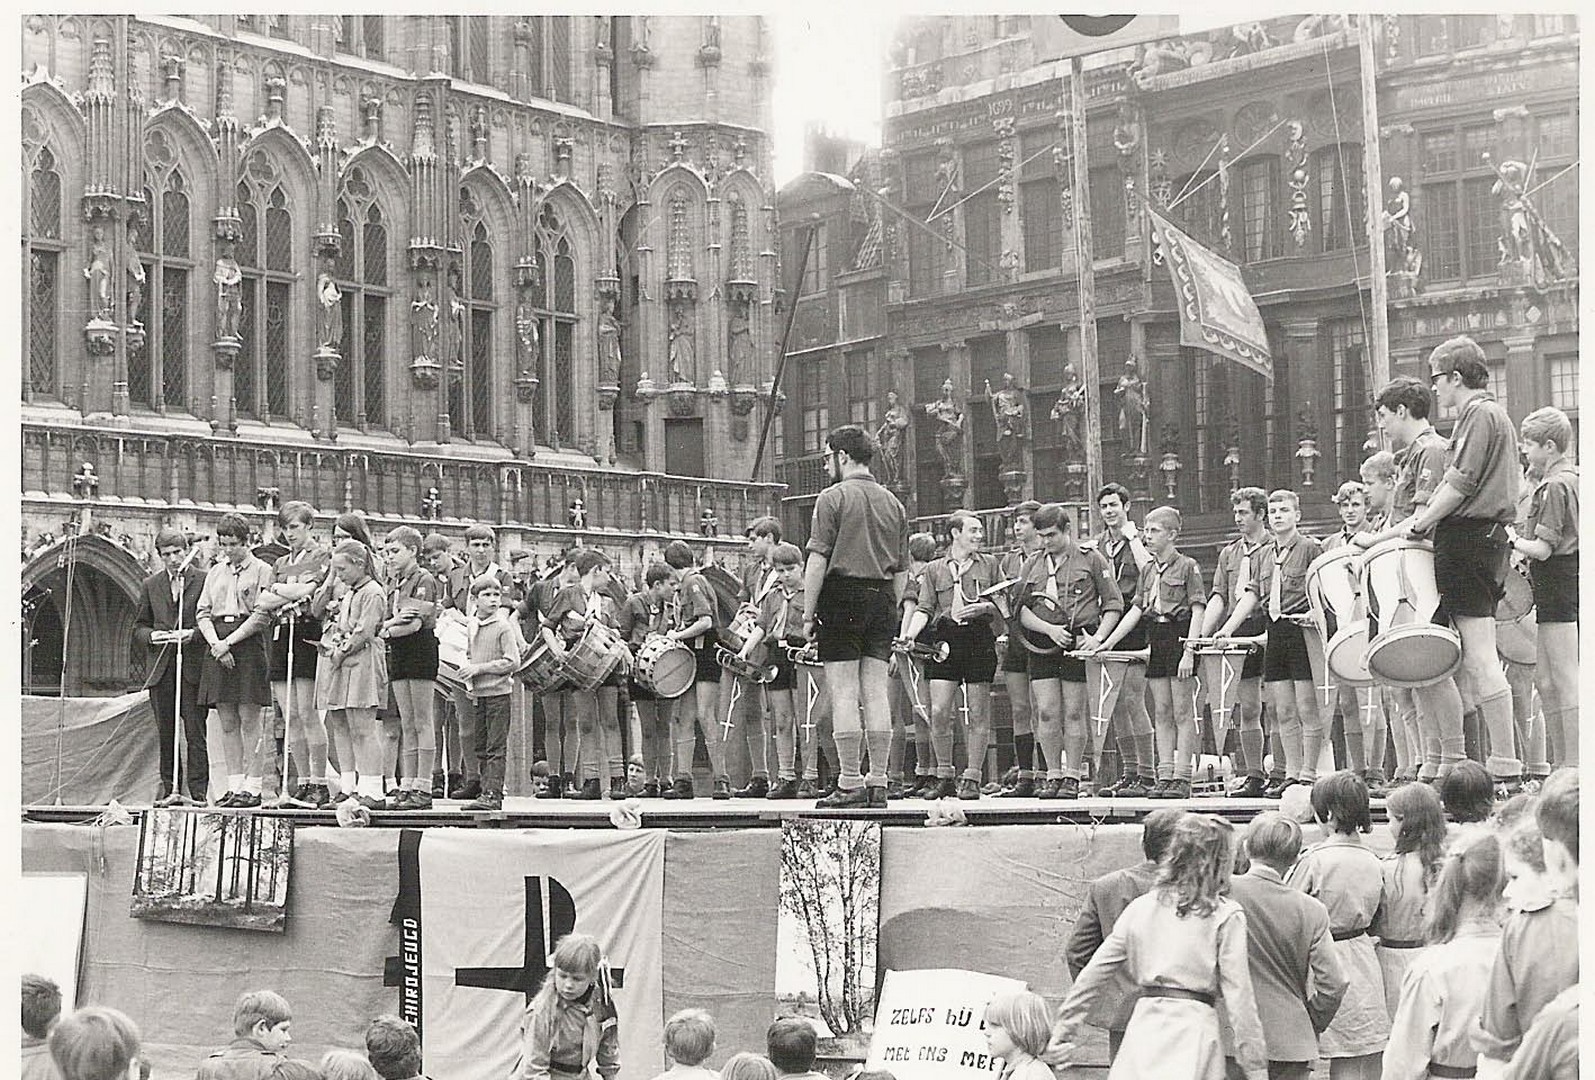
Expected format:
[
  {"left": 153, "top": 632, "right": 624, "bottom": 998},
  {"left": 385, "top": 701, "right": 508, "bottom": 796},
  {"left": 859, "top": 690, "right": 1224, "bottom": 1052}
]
[
  {"left": 451, "top": 187, "right": 499, "bottom": 441},
  {"left": 529, "top": 203, "right": 578, "bottom": 448},
  {"left": 134, "top": 130, "right": 193, "bottom": 413},
  {"left": 24, "top": 140, "right": 63, "bottom": 401},
  {"left": 235, "top": 153, "right": 295, "bottom": 421}
]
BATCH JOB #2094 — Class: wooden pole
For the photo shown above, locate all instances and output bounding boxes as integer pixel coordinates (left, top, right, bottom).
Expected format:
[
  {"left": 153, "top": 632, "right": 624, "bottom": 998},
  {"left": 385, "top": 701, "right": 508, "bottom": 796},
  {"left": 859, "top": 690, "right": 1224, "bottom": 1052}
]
[
  {"left": 751, "top": 218, "right": 816, "bottom": 482},
  {"left": 1359, "top": 17, "right": 1391, "bottom": 392},
  {"left": 1067, "top": 58, "right": 1104, "bottom": 510}
]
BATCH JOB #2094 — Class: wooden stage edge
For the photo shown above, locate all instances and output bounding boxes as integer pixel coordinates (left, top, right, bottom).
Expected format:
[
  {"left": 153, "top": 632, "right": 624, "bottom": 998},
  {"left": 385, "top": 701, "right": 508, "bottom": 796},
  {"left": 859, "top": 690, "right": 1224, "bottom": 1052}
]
[{"left": 22, "top": 792, "right": 1389, "bottom": 830}]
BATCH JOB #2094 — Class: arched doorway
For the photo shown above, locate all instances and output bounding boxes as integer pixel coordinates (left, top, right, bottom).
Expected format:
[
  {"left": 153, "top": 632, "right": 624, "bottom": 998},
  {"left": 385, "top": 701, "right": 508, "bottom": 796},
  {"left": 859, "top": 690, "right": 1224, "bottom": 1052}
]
[{"left": 22, "top": 534, "right": 148, "bottom": 697}]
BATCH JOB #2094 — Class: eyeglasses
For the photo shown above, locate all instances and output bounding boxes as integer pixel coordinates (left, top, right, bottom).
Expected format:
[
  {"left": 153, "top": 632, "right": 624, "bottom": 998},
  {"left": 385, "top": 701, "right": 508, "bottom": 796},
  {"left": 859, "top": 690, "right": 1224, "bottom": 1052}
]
[{"left": 1429, "top": 370, "right": 1448, "bottom": 386}]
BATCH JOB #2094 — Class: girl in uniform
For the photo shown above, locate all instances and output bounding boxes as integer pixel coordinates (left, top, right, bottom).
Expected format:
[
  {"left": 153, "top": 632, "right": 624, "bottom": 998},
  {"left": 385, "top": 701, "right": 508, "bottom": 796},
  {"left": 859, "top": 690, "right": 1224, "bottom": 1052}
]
[
  {"left": 1375, "top": 782, "right": 1447, "bottom": 1017},
  {"left": 316, "top": 539, "right": 390, "bottom": 810},
  {"left": 515, "top": 934, "right": 620, "bottom": 1080}
]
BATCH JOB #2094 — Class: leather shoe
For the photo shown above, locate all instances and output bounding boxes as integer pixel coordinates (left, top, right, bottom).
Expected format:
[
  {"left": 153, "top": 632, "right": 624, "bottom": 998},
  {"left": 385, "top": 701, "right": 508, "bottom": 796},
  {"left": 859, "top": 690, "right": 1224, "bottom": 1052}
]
[
  {"left": 733, "top": 776, "right": 769, "bottom": 799},
  {"left": 1230, "top": 774, "right": 1269, "bottom": 798},
  {"left": 661, "top": 778, "right": 696, "bottom": 800},
  {"left": 1056, "top": 777, "right": 1081, "bottom": 800},
  {"left": 1263, "top": 777, "right": 1299, "bottom": 799},
  {"left": 406, "top": 790, "right": 434, "bottom": 811},
  {"left": 795, "top": 779, "right": 819, "bottom": 799},
  {"left": 450, "top": 778, "right": 482, "bottom": 801},
  {"left": 464, "top": 792, "right": 503, "bottom": 811},
  {"left": 1035, "top": 778, "right": 1062, "bottom": 800},
  {"left": 233, "top": 792, "right": 263, "bottom": 809},
  {"left": 767, "top": 779, "right": 802, "bottom": 800},
  {"left": 956, "top": 777, "right": 981, "bottom": 801},
  {"left": 867, "top": 785, "right": 888, "bottom": 809},
  {"left": 928, "top": 776, "right": 958, "bottom": 800},
  {"left": 575, "top": 778, "right": 604, "bottom": 801},
  {"left": 999, "top": 776, "right": 1037, "bottom": 798},
  {"left": 1159, "top": 778, "right": 1192, "bottom": 800},
  {"left": 712, "top": 777, "right": 733, "bottom": 800},
  {"left": 814, "top": 785, "right": 871, "bottom": 809}
]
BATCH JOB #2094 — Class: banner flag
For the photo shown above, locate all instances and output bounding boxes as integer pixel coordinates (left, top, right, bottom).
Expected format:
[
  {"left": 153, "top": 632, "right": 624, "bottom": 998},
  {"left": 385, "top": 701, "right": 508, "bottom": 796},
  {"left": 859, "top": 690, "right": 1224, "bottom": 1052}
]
[
  {"left": 1149, "top": 209, "right": 1272, "bottom": 380},
  {"left": 865, "top": 968, "right": 1028, "bottom": 1080},
  {"left": 386, "top": 828, "right": 666, "bottom": 1080}
]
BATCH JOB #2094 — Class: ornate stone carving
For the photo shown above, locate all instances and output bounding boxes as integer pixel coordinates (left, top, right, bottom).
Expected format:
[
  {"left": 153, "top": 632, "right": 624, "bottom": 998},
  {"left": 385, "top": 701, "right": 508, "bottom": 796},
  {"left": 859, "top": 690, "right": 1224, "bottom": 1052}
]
[{"left": 1285, "top": 120, "right": 1312, "bottom": 248}]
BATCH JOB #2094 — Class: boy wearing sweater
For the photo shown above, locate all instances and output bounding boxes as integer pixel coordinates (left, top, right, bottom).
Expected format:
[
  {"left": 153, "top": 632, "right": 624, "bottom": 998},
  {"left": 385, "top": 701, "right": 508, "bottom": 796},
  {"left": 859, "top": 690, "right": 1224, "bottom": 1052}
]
[{"left": 456, "top": 575, "right": 521, "bottom": 811}]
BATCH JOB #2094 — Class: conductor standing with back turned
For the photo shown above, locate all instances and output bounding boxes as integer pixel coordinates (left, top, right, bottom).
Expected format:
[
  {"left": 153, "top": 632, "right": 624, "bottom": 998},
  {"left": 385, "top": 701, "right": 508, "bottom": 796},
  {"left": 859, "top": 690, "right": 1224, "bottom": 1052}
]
[{"left": 801, "top": 424, "right": 909, "bottom": 808}]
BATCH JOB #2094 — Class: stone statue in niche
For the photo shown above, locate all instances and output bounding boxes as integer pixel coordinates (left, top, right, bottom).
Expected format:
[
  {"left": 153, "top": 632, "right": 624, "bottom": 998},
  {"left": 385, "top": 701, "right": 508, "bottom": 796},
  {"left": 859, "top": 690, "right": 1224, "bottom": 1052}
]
[
  {"left": 124, "top": 230, "right": 146, "bottom": 325},
  {"left": 214, "top": 249, "right": 243, "bottom": 340},
  {"left": 1050, "top": 361, "right": 1086, "bottom": 465},
  {"left": 726, "top": 302, "right": 753, "bottom": 387},
  {"left": 667, "top": 302, "right": 695, "bottom": 384},
  {"left": 315, "top": 254, "right": 342, "bottom": 351},
  {"left": 85, "top": 225, "right": 113, "bottom": 322},
  {"left": 986, "top": 373, "right": 1027, "bottom": 474},
  {"left": 1382, "top": 176, "right": 1422, "bottom": 277},
  {"left": 411, "top": 275, "right": 439, "bottom": 361},
  {"left": 516, "top": 297, "right": 541, "bottom": 367},
  {"left": 443, "top": 265, "right": 465, "bottom": 370},
  {"left": 875, "top": 389, "right": 910, "bottom": 489},
  {"left": 924, "top": 378, "right": 965, "bottom": 481},
  {"left": 1115, "top": 355, "right": 1148, "bottom": 456},
  {"left": 597, "top": 294, "right": 622, "bottom": 387}
]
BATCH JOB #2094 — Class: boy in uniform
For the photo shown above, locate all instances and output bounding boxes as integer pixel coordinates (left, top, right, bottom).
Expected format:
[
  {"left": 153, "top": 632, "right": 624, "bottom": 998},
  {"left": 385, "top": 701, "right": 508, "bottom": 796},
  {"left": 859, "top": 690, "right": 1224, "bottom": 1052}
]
[
  {"left": 1088, "top": 484, "right": 1156, "bottom": 795},
  {"left": 1202, "top": 488, "right": 1277, "bottom": 797}
]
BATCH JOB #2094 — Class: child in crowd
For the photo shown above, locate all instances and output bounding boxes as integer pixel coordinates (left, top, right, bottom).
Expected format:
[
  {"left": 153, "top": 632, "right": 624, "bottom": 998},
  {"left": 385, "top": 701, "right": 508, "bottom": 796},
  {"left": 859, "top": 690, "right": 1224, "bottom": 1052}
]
[
  {"left": 720, "top": 1056, "right": 776, "bottom": 1080},
  {"left": 365, "top": 1015, "right": 421, "bottom": 1080},
  {"left": 1439, "top": 761, "right": 1496, "bottom": 831},
  {"left": 1251, "top": 491, "right": 1325, "bottom": 793},
  {"left": 1288, "top": 772, "right": 1388, "bottom": 1080},
  {"left": 49, "top": 1007, "right": 143, "bottom": 1080},
  {"left": 765, "top": 1019, "right": 825, "bottom": 1080},
  {"left": 318, "top": 1050, "right": 379, "bottom": 1080},
  {"left": 380, "top": 526, "right": 441, "bottom": 810},
  {"left": 515, "top": 933, "right": 619, "bottom": 1080},
  {"left": 1512, "top": 407, "right": 1578, "bottom": 768},
  {"left": 1374, "top": 782, "right": 1447, "bottom": 1016},
  {"left": 898, "top": 532, "right": 940, "bottom": 797},
  {"left": 651, "top": 1009, "right": 717, "bottom": 1080},
  {"left": 1226, "top": 812, "right": 1348, "bottom": 1080},
  {"left": 985, "top": 991, "right": 1062, "bottom": 1080},
  {"left": 735, "top": 542, "right": 805, "bottom": 799},
  {"left": 456, "top": 574, "right": 521, "bottom": 811},
  {"left": 622, "top": 563, "right": 678, "bottom": 796},
  {"left": 22, "top": 974, "right": 62, "bottom": 1080},
  {"left": 1049, "top": 814, "right": 1268, "bottom": 1080},
  {"left": 1382, "top": 830, "right": 1506, "bottom": 1080},
  {"left": 1064, "top": 806, "right": 1189, "bottom": 1063},
  {"left": 316, "top": 540, "right": 390, "bottom": 811},
  {"left": 197, "top": 991, "right": 293, "bottom": 1080}
]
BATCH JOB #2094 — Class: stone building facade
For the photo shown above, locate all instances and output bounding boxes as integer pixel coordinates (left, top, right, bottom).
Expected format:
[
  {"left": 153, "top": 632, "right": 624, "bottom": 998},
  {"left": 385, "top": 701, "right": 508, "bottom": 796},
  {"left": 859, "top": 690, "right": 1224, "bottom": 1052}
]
[
  {"left": 775, "top": 14, "right": 1578, "bottom": 554},
  {"left": 21, "top": 14, "right": 785, "bottom": 694}
]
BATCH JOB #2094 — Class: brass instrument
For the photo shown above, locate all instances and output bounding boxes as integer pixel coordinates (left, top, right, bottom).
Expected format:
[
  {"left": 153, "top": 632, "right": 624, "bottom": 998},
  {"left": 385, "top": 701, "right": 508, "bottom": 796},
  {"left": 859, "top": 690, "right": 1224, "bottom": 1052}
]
[
  {"left": 782, "top": 641, "right": 821, "bottom": 667},
  {"left": 715, "top": 644, "right": 779, "bottom": 683},
  {"left": 893, "top": 637, "right": 950, "bottom": 664}
]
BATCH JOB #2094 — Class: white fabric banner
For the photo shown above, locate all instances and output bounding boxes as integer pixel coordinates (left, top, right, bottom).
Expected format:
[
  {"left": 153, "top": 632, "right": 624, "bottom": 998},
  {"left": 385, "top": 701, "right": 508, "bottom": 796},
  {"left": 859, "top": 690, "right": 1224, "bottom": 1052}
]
[
  {"left": 390, "top": 828, "right": 666, "bottom": 1080},
  {"left": 18, "top": 872, "right": 89, "bottom": 1012},
  {"left": 865, "top": 969, "right": 1028, "bottom": 1080}
]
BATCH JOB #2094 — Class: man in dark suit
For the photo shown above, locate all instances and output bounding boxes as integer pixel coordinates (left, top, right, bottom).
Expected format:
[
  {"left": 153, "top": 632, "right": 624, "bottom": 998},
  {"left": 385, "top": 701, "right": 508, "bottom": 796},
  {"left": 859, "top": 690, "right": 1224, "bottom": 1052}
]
[
  {"left": 1064, "top": 806, "right": 1188, "bottom": 1062},
  {"left": 1225, "top": 811, "right": 1348, "bottom": 1080},
  {"left": 133, "top": 528, "right": 209, "bottom": 805}
]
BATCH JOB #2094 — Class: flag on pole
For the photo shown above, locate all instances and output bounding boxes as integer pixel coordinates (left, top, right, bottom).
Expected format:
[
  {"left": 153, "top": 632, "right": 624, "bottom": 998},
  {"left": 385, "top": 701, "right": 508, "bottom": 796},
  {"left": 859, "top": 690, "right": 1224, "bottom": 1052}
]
[{"left": 1149, "top": 209, "right": 1272, "bottom": 380}]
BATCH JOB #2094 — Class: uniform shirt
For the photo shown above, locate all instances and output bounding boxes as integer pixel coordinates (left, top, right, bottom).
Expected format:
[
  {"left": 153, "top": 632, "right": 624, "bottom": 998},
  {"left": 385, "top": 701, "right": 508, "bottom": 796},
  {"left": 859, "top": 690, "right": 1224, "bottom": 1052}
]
[
  {"left": 1134, "top": 551, "right": 1205, "bottom": 617},
  {"left": 1382, "top": 920, "right": 1502, "bottom": 1079},
  {"left": 544, "top": 584, "right": 617, "bottom": 636},
  {"left": 901, "top": 563, "right": 927, "bottom": 610},
  {"left": 806, "top": 472, "right": 908, "bottom": 580},
  {"left": 1322, "top": 521, "right": 1374, "bottom": 551},
  {"left": 21, "top": 1036, "right": 61, "bottom": 1080},
  {"left": 757, "top": 583, "right": 805, "bottom": 642},
  {"left": 1288, "top": 835, "right": 1384, "bottom": 936},
  {"left": 453, "top": 561, "right": 517, "bottom": 612},
  {"left": 620, "top": 592, "right": 668, "bottom": 646},
  {"left": 1211, "top": 533, "right": 1273, "bottom": 610},
  {"left": 1248, "top": 532, "right": 1322, "bottom": 619},
  {"left": 195, "top": 1037, "right": 287, "bottom": 1080},
  {"left": 1373, "top": 851, "right": 1431, "bottom": 946},
  {"left": 742, "top": 558, "right": 776, "bottom": 604},
  {"left": 677, "top": 571, "right": 720, "bottom": 647},
  {"left": 1473, "top": 896, "right": 1579, "bottom": 1063},
  {"left": 1020, "top": 546, "right": 1123, "bottom": 628},
  {"left": 1393, "top": 426, "right": 1448, "bottom": 521},
  {"left": 1524, "top": 459, "right": 1579, "bottom": 556},
  {"left": 197, "top": 553, "right": 274, "bottom": 622},
  {"left": 999, "top": 546, "right": 1036, "bottom": 632},
  {"left": 1444, "top": 392, "right": 1520, "bottom": 522},
  {"left": 1225, "top": 865, "right": 1348, "bottom": 1063},
  {"left": 515, "top": 986, "right": 620, "bottom": 1080},
  {"left": 388, "top": 564, "right": 441, "bottom": 631},
  {"left": 1502, "top": 984, "right": 1579, "bottom": 1080},
  {"left": 916, "top": 551, "right": 1002, "bottom": 624},
  {"left": 1094, "top": 528, "right": 1145, "bottom": 602}
]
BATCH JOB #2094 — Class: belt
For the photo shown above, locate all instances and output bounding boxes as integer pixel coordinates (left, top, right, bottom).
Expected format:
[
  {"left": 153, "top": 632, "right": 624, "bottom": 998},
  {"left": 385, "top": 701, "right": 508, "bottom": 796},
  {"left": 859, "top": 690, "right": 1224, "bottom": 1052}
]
[
  {"left": 1332, "top": 926, "right": 1370, "bottom": 942},
  {"left": 1148, "top": 610, "right": 1192, "bottom": 624},
  {"left": 1378, "top": 937, "right": 1426, "bottom": 950},
  {"left": 1139, "top": 985, "right": 1215, "bottom": 1006},
  {"left": 549, "top": 1059, "right": 585, "bottom": 1075},
  {"left": 1427, "top": 1064, "right": 1476, "bottom": 1079}
]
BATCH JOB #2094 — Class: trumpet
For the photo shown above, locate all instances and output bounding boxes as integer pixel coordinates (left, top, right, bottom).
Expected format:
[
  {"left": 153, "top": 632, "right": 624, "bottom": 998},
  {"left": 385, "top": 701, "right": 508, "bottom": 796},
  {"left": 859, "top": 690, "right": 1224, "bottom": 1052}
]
[
  {"left": 893, "top": 637, "right": 950, "bottom": 664},
  {"left": 715, "top": 645, "right": 779, "bottom": 683},
  {"left": 782, "top": 641, "right": 821, "bottom": 667}
]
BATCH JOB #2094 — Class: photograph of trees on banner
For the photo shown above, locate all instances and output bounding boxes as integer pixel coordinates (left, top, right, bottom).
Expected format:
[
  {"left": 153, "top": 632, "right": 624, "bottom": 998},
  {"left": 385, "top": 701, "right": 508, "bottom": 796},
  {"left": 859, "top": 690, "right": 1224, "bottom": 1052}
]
[
  {"left": 777, "top": 819, "right": 881, "bottom": 1057},
  {"left": 130, "top": 809, "right": 293, "bottom": 932}
]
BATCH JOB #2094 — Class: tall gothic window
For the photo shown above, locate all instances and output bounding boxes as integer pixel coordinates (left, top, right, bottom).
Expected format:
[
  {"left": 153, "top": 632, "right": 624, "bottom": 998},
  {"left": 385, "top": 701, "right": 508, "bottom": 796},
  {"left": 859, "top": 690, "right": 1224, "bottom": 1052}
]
[
  {"left": 135, "top": 132, "right": 193, "bottom": 412},
  {"left": 904, "top": 150, "right": 945, "bottom": 297},
  {"left": 24, "top": 142, "right": 63, "bottom": 401},
  {"left": 235, "top": 155, "right": 294, "bottom": 422},
  {"left": 522, "top": 16, "right": 574, "bottom": 103},
  {"left": 666, "top": 188, "right": 693, "bottom": 280},
  {"left": 530, "top": 203, "right": 578, "bottom": 448},
  {"left": 450, "top": 17, "right": 496, "bottom": 84},
  {"left": 331, "top": 171, "right": 390, "bottom": 431},
  {"left": 449, "top": 188, "right": 498, "bottom": 441}
]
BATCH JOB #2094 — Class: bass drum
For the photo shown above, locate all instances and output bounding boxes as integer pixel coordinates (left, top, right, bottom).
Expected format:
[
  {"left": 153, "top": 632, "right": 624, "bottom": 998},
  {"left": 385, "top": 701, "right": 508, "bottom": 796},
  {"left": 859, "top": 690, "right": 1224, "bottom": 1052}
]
[
  {"left": 1306, "top": 547, "right": 1372, "bottom": 685},
  {"left": 634, "top": 635, "right": 696, "bottom": 699},
  {"left": 1361, "top": 539, "right": 1461, "bottom": 689}
]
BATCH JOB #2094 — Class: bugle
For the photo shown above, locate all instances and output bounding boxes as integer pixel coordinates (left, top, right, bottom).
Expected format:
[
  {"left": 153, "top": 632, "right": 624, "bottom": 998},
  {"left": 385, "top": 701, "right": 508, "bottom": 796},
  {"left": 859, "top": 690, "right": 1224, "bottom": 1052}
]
[
  {"left": 893, "top": 637, "right": 950, "bottom": 664},
  {"left": 782, "top": 641, "right": 821, "bottom": 667},
  {"left": 715, "top": 644, "right": 779, "bottom": 683}
]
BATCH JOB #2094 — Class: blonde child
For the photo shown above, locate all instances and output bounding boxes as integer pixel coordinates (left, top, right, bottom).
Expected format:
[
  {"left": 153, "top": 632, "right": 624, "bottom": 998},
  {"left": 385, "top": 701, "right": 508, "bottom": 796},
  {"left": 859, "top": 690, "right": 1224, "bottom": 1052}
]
[
  {"left": 720, "top": 1055, "right": 776, "bottom": 1080},
  {"left": 458, "top": 574, "right": 521, "bottom": 811},
  {"left": 515, "top": 933, "right": 619, "bottom": 1080},
  {"left": 319, "top": 1051, "right": 378, "bottom": 1080},
  {"left": 649, "top": 1008, "right": 717, "bottom": 1080},
  {"left": 740, "top": 542, "right": 807, "bottom": 799},
  {"left": 1289, "top": 771, "right": 1388, "bottom": 1080},
  {"left": 315, "top": 540, "right": 390, "bottom": 811},
  {"left": 983, "top": 991, "right": 1055, "bottom": 1080},
  {"left": 1382, "top": 830, "right": 1506, "bottom": 1080},
  {"left": 1048, "top": 814, "right": 1268, "bottom": 1080},
  {"left": 1374, "top": 782, "right": 1447, "bottom": 1016},
  {"left": 379, "top": 526, "right": 441, "bottom": 810}
]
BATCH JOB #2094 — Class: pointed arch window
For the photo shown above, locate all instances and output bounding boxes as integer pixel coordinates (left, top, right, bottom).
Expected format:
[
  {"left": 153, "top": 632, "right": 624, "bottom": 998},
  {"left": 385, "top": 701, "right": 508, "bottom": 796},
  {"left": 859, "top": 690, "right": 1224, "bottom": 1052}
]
[
  {"left": 449, "top": 17, "right": 497, "bottom": 85},
  {"left": 332, "top": 167, "right": 391, "bottom": 431},
  {"left": 134, "top": 135, "right": 193, "bottom": 413},
  {"left": 530, "top": 203, "right": 578, "bottom": 448},
  {"left": 235, "top": 153, "right": 295, "bottom": 422},
  {"left": 666, "top": 188, "right": 693, "bottom": 279},
  {"left": 521, "top": 17, "right": 574, "bottom": 104},
  {"left": 453, "top": 187, "right": 498, "bottom": 441},
  {"left": 24, "top": 142, "right": 63, "bottom": 401}
]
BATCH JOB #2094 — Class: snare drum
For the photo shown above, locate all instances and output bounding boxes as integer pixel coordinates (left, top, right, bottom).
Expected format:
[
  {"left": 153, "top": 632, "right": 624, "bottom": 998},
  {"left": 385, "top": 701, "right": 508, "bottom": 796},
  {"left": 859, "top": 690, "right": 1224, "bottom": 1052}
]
[
  {"left": 1361, "top": 539, "right": 1461, "bottom": 688},
  {"left": 634, "top": 635, "right": 696, "bottom": 699},
  {"left": 521, "top": 639, "right": 568, "bottom": 693},
  {"left": 560, "top": 621, "right": 630, "bottom": 691},
  {"left": 1306, "top": 548, "right": 1372, "bottom": 685},
  {"left": 1495, "top": 565, "right": 1538, "bottom": 666}
]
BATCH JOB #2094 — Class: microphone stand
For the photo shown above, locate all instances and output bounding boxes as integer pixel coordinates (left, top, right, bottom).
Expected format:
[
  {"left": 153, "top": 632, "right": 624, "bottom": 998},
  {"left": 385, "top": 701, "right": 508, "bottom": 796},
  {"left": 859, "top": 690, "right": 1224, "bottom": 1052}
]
[{"left": 161, "top": 543, "right": 205, "bottom": 808}]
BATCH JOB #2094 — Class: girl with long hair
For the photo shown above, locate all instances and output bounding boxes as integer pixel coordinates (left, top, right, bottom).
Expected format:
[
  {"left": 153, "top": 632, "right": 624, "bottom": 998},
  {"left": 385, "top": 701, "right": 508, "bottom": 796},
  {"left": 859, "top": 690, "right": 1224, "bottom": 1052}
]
[
  {"left": 1374, "top": 781, "right": 1447, "bottom": 1017},
  {"left": 514, "top": 934, "right": 620, "bottom": 1080}
]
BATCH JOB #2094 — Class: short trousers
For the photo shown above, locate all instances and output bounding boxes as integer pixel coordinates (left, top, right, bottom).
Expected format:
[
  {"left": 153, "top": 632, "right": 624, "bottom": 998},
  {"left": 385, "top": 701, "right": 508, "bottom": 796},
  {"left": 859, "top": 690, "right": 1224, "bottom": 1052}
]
[
  {"left": 815, "top": 576, "right": 897, "bottom": 663},
  {"left": 1531, "top": 553, "right": 1578, "bottom": 624},
  {"left": 1263, "top": 617, "right": 1313, "bottom": 683},
  {"left": 1433, "top": 517, "right": 1510, "bottom": 620},
  {"left": 198, "top": 616, "right": 273, "bottom": 707},
  {"left": 1145, "top": 611, "right": 1194, "bottom": 679},
  {"left": 1026, "top": 623, "right": 1098, "bottom": 683},
  {"left": 1000, "top": 630, "right": 1029, "bottom": 674},
  {"left": 924, "top": 618, "right": 999, "bottom": 686},
  {"left": 769, "top": 654, "right": 796, "bottom": 691},
  {"left": 388, "top": 629, "right": 440, "bottom": 681},
  {"left": 693, "top": 641, "right": 722, "bottom": 684},
  {"left": 1236, "top": 612, "right": 1268, "bottom": 679},
  {"left": 268, "top": 614, "right": 323, "bottom": 681}
]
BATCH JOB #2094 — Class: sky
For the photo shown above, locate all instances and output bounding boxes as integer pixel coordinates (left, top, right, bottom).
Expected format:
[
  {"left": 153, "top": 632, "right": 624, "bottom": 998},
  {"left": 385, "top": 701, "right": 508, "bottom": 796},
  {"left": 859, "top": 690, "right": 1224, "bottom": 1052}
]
[{"left": 771, "top": 10, "right": 895, "bottom": 184}]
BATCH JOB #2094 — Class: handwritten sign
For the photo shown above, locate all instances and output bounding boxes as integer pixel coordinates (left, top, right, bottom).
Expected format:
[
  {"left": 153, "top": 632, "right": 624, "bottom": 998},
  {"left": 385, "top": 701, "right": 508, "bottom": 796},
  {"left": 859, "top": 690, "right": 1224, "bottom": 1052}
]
[{"left": 865, "top": 969, "right": 1028, "bottom": 1080}]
